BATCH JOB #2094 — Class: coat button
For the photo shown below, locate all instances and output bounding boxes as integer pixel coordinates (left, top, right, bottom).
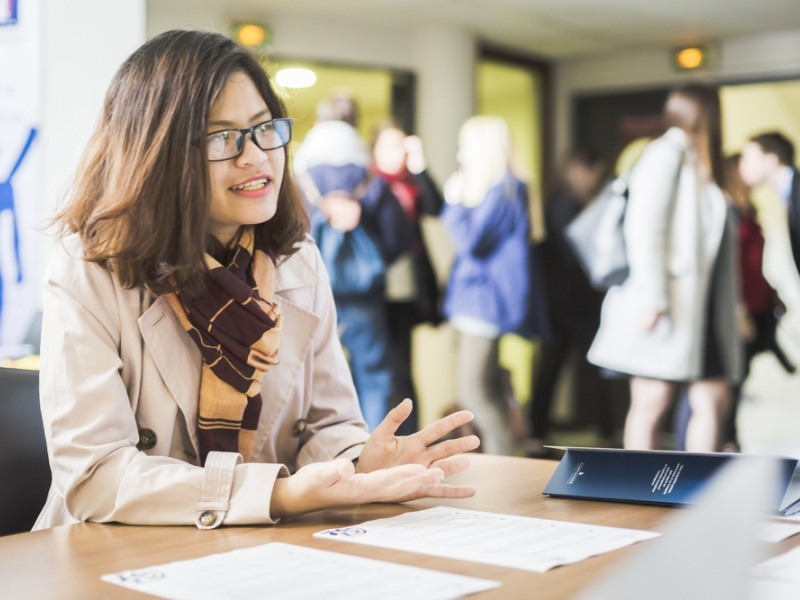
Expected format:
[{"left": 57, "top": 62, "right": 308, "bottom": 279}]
[
  {"left": 292, "top": 418, "right": 307, "bottom": 437},
  {"left": 137, "top": 428, "right": 157, "bottom": 450},
  {"left": 198, "top": 511, "right": 216, "bottom": 527}
]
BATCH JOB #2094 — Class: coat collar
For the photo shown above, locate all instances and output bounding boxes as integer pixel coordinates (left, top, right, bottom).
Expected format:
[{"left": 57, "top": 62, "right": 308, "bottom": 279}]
[{"left": 274, "top": 239, "right": 323, "bottom": 293}]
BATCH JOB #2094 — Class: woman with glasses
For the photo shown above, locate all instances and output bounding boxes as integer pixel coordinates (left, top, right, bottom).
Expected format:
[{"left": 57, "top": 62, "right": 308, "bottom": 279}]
[{"left": 34, "top": 30, "right": 478, "bottom": 531}]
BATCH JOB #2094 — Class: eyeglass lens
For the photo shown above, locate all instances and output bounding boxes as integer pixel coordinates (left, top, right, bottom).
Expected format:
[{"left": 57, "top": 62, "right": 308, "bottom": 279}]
[{"left": 207, "top": 118, "right": 292, "bottom": 161}]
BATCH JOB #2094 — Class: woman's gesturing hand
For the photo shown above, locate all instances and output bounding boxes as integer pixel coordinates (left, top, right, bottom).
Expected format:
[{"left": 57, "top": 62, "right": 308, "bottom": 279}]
[
  {"left": 356, "top": 399, "right": 480, "bottom": 483},
  {"left": 270, "top": 459, "right": 450, "bottom": 518},
  {"left": 270, "top": 400, "right": 480, "bottom": 518}
]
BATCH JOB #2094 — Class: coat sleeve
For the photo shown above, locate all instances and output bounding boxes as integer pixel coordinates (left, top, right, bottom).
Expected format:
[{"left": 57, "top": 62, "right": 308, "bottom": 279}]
[
  {"left": 624, "top": 136, "right": 684, "bottom": 313},
  {"left": 442, "top": 177, "right": 528, "bottom": 258},
  {"left": 38, "top": 242, "right": 286, "bottom": 529},
  {"left": 413, "top": 170, "right": 445, "bottom": 217}
]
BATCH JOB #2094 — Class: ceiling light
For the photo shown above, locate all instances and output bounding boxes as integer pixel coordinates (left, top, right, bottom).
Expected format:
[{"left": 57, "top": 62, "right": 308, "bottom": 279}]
[
  {"left": 671, "top": 45, "right": 714, "bottom": 71},
  {"left": 232, "top": 22, "right": 270, "bottom": 47},
  {"left": 275, "top": 68, "right": 318, "bottom": 89}
]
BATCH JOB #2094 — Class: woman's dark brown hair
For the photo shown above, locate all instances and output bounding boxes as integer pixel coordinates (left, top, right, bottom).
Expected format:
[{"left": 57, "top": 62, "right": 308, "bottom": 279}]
[
  {"left": 56, "top": 29, "right": 308, "bottom": 296},
  {"left": 664, "top": 83, "right": 724, "bottom": 188}
]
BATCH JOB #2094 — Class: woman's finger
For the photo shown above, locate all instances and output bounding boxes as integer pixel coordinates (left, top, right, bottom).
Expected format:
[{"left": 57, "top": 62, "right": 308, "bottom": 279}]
[
  {"left": 369, "top": 398, "right": 414, "bottom": 443},
  {"left": 425, "top": 436, "right": 480, "bottom": 464},
  {"left": 414, "top": 409, "right": 474, "bottom": 447},
  {"left": 430, "top": 455, "right": 472, "bottom": 477}
]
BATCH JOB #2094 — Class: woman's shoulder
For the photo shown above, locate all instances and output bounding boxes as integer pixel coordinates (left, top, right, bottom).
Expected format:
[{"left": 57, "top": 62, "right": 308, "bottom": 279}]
[
  {"left": 489, "top": 172, "right": 528, "bottom": 204},
  {"left": 632, "top": 128, "right": 688, "bottom": 174},
  {"left": 47, "top": 234, "right": 115, "bottom": 289},
  {"left": 647, "top": 128, "right": 689, "bottom": 157},
  {"left": 274, "top": 236, "right": 326, "bottom": 291}
]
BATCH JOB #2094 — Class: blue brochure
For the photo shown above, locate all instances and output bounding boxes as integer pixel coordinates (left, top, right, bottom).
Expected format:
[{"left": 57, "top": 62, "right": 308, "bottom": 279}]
[{"left": 543, "top": 447, "right": 800, "bottom": 513}]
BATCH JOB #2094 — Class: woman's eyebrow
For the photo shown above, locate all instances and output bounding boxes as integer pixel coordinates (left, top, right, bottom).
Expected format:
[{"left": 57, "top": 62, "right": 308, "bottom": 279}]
[{"left": 208, "top": 108, "right": 271, "bottom": 128}]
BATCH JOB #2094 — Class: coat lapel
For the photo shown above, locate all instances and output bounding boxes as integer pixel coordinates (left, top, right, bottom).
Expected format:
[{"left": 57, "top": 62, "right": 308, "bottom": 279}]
[
  {"left": 252, "top": 245, "right": 323, "bottom": 457},
  {"left": 138, "top": 296, "right": 201, "bottom": 455}
]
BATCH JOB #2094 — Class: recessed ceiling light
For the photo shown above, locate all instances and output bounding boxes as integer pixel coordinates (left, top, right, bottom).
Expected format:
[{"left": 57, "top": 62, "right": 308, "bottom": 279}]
[{"left": 275, "top": 68, "right": 317, "bottom": 89}]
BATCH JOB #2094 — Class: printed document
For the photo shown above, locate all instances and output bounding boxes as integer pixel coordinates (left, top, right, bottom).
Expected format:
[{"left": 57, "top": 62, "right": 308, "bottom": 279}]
[
  {"left": 314, "top": 506, "right": 659, "bottom": 573},
  {"left": 102, "top": 542, "right": 499, "bottom": 600}
]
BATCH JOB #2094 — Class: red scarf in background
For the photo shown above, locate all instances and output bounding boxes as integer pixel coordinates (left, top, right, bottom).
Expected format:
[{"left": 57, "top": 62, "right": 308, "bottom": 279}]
[
  {"left": 164, "top": 227, "right": 282, "bottom": 465},
  {"left": 377, "top": 168, "right": 420, "bottom": 224}
]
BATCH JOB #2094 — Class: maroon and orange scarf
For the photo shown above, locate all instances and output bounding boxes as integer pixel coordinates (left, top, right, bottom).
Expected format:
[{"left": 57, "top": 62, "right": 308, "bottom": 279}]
[{"left": 164, "top": 227, "right": 281, "bottom": 465}]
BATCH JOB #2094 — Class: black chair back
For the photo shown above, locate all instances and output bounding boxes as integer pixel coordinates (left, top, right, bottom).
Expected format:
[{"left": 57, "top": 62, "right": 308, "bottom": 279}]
[{"left": 0, "top": 368, "right": 50, "bottom": 536}]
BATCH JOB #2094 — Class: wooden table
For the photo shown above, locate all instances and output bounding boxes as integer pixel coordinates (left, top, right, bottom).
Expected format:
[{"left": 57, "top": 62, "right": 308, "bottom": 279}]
[{"left": 1, "top": 454, "right": 794, "bottom": 599}]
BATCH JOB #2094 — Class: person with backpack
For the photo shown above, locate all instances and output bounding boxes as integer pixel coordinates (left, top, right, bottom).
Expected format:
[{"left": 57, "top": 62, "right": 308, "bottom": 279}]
[{"left": 588, "top": 84, "right": 743, "bottom": 452}]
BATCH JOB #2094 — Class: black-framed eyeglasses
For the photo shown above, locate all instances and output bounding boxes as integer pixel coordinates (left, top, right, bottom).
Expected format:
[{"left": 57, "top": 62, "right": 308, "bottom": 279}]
[{"left": 206, "top": 117, "right": 293, "bottom": 162}]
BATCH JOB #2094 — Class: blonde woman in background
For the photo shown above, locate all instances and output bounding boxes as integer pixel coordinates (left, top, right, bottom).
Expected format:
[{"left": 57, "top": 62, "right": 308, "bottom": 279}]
[
  {"left": 442, "top": 116, "right": 532, "bottom": 455},
  {"left": 589, "top": 84, "right": 742, "bottom": 452}
]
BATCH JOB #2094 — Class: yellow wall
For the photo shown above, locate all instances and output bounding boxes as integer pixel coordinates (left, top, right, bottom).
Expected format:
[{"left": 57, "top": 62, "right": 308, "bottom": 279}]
[
  {"left": 265, "top": 59, "right": 394, "bottom": 147},
  {"left": 721, "top": 80, "right": 800, "bottom": 156},
  {"left": 476, "top": 60, "right": 546, "bottom": 408}
]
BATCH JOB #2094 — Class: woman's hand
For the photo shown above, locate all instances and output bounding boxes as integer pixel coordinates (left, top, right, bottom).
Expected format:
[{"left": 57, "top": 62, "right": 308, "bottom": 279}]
[
  {"left": 357, "top": 399, "right": 480, "bottom": 481},
  {"left": 270, "top": 459, "right": 455, "bottom": 518},
  {"left": 404, "top": 135, "right": 427, "bottom": 175},
  {"left": 444, "top": 172, "right": 464, "bottom": 205},
  {"left": 319, "top": 194, "right": 362, "bottom": 232}
]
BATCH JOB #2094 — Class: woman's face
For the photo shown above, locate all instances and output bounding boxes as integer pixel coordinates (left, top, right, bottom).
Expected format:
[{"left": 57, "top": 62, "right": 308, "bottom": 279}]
[
  {"left": 373, "top": 127, "right": 407, "bottom": 175},
  {"left": 207, "top": 71, "right": 285, "bottom": 245}
]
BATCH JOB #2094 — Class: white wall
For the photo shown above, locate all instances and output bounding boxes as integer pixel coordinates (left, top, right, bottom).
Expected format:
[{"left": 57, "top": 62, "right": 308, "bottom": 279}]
[
  {"left": 42, "top": 0, "right": 146, "bottom": 223},
  {"left": 554, "top": 28, "right": 800, "bottom": 160}
]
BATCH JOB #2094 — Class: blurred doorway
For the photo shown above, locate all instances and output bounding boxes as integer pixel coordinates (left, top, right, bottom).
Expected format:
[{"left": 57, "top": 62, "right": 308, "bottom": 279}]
[
  {"left": 477, "top": 48, "right": 552, "bottom": 409},
  {"left": 265, "top": 58, "right": 415, "bottom": 148}
]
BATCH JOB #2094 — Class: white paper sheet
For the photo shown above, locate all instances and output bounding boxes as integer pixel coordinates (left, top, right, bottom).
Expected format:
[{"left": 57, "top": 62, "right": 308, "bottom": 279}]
[
  {"left": 101, "top": 542, "right": 499, "bottom": 600},
  {"left": 749, "top": 546, "right": 800, "bottom": 599},
  {"left": 314, "top": 506, "right": 659, "bottom": 573},
  {"left": 757, "top": 520, "right": 800, "bottom": 542}
]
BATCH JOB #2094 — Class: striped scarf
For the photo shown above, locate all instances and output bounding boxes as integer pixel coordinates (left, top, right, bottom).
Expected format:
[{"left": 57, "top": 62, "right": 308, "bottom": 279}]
[{"left": 164, "top": 227, "right": 282, "bottom": 465}]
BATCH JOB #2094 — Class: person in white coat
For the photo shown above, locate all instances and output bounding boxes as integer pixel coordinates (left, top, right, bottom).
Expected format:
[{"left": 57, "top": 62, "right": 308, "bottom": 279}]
[
  {"left": 588, "top": 84, "right": 743, "bottom": 452},
  {"left": 34, "top": 30, "right": 479, "bottom": 531}
]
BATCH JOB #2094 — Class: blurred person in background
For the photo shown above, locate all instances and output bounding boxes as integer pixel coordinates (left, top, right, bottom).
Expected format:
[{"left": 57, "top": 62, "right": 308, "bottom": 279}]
[
  {"left": 442, "top": 116, "right": 532, "bottom": 455},
  {"left": 739, "top": 132, "right": 800, "bottom": 277},
  {"left": 674, "top": 153, "right": 794, "bottom": 451},
  {"left": 589, "top": 84, "right": 742, "bottom": 452},
  {"left": 372, "top": 123, "right": 445, "bottom": 435},
  {"left": 294, "top": 92, "right": 414, "bottom": 431},
  {"left": 527, "top": 146, "right": 614, "bottom": 458}
]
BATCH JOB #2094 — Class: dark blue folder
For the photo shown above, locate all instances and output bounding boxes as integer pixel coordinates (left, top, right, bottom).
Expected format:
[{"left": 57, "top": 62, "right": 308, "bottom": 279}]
[{"left": 543, "top": 447, "right": 800, "bottom": 512}]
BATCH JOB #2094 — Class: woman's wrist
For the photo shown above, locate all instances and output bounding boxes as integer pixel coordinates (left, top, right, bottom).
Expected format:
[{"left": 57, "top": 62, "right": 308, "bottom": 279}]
[{"left": 271, "top": 475, "right": 312, "bottom": 518}]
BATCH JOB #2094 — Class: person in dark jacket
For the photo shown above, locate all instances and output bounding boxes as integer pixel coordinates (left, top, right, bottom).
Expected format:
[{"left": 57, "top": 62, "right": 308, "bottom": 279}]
[
  {"left": 527, "top": 147, "right": 614, "bottom": 457},
  {"left": 739, "top": 132, "right": 800, "bottom": 277},
  {"left": 372, "top": 123, "right": 444, "bottom": 435}
]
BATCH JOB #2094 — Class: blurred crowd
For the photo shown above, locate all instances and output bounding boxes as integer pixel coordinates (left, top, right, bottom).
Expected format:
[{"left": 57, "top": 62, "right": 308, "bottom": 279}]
[{"left": 296, "top": 85, "right": 800, "bottom": 456}]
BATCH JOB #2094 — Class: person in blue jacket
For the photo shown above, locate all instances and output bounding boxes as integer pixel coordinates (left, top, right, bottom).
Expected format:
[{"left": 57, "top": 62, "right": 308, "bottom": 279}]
[
  {"left": 295, "top": 93, "right": 414, "bottom": 431},
  {"left": 442, "top": 116, "right": 532, "bottom": 455}
]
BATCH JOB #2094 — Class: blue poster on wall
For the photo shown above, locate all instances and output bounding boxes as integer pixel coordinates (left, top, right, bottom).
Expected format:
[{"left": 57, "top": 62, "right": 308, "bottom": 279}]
[
  {"left": 0, "top": 128, "right": 37, "bottom": 329},
  {"left": 0, "top": 0, "right": 42, "bottom": 348},
  {"left": 1, "top": 0, "right": 18, "bottom": 27}
]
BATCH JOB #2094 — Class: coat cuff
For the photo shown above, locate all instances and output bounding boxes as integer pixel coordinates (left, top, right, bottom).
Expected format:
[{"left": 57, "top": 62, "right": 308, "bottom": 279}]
[
  {"left": 195, "top": 452, "right": 290, "bottom": 529},
  {"left": 195, "top": 451, "right": 242, "bottom": 530}
]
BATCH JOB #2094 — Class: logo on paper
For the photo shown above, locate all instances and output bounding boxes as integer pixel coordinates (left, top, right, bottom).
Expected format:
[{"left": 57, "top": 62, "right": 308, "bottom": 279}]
[{"left": 319, "top": 527, "right": 367, "bottom": 537}]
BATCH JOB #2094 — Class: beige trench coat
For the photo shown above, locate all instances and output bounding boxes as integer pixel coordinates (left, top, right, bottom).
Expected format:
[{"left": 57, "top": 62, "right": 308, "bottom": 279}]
[
  {"left": 34, "top": 235, "right": 369, "bottom": 530},
  {"left": 589, "top": 128, "right": 743, "bottom": 382}
]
